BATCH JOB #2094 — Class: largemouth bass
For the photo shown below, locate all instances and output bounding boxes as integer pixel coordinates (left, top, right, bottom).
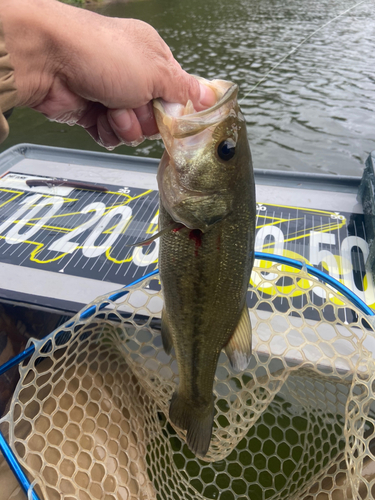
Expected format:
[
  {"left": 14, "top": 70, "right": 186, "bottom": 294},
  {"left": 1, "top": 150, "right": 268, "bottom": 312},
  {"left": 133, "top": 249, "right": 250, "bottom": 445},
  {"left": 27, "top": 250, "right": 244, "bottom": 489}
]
[{"left": 153, "top": 78, "right": 256, "bottom": 457}]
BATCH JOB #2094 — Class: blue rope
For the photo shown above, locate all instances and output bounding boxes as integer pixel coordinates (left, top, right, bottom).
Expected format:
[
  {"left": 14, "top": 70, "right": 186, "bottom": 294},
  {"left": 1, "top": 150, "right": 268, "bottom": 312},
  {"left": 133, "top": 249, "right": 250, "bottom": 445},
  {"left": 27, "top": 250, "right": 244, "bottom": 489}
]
[
  {"left": 0, "top": 270, "right": 160, "bottom": 376},
  {"left": 76, "top": 269, "right": 160, "bottom": 323},
  {"left": 254, "top": 252, "right": 375, "bottom": 317}
]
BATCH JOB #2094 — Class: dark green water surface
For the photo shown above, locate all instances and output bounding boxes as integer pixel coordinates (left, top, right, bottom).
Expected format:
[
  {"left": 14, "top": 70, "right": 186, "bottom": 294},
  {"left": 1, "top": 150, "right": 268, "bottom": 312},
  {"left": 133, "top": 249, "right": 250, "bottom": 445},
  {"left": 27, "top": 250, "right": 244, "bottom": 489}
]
[{"left": 1, "top": 0, "right": 374, "bottom": 175}]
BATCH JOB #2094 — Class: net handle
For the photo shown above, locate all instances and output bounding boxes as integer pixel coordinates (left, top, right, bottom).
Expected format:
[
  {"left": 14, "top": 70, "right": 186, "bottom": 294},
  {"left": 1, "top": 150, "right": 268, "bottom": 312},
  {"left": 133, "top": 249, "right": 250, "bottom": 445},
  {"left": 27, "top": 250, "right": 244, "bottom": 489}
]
[{"left": 0, "top": 431, "right": 41, "bottom": 500}]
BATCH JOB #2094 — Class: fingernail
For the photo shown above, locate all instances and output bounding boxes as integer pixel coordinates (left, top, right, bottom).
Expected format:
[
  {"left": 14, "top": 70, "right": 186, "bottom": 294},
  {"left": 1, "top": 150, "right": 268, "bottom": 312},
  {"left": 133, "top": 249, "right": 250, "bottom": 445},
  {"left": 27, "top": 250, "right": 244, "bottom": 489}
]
[
  {"left": 136, "top": 104, "right": 153, "bottom": 124},
  {"left": 124, "top": 137, "right": 145, "bottom": 147},
  {"left": 199, "top": 83, "right": 216, "bottom": 109},
  {"left": 110, "top": 109, "right": 132, "bottom": 131}
]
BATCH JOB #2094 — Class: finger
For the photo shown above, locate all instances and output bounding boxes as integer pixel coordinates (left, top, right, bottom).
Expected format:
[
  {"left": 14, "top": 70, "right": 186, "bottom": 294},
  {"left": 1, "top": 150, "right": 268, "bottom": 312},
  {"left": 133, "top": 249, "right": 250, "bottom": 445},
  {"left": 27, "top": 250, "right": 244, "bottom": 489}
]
[
  {"left": 76, "top": 103, "right": 120, "bottom": 149},
  {"left": 108, "top": 108, "right": 145, "bottom": 146},
  {"left": 76, "top": 102, "right": 106, "bottom": 129},
  {"left": 97, "top": 113, "right": 122, "bottom": 149},
  {"left": 133, "top": 102, "right": 159, "bottom": 138},
  {"left": 156, "top": 61, "right": 216, "bottom": 111},
  {"left": 194, "top": 81, "right": 217, "bottom": 111},
  {"left": 84, "top": 125, "right": 100, "bottom": 143},
  {"left": 33, "top": 80, "right": 88, "bottom": 124}
]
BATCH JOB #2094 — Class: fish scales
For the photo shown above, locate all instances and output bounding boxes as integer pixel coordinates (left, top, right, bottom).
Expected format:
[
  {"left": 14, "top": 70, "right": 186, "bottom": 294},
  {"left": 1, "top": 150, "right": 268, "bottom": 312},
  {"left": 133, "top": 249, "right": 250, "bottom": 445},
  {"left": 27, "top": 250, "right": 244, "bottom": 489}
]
[
  {"left": 154, "top": 77, "right": 256, "bottom": 457},
  {"left": 159, "top": 203, "right": 253, "bottom": 387}
]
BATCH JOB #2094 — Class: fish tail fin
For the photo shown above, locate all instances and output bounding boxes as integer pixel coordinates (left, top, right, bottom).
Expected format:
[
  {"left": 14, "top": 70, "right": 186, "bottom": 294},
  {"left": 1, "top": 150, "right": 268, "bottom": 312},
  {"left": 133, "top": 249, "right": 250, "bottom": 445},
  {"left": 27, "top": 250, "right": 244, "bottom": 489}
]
[
  {"left": 186, "top": 409, "right": 214, "bottom": 458},
  {"left": 169, "top": 391, "right": 214, "bottom": 457}
]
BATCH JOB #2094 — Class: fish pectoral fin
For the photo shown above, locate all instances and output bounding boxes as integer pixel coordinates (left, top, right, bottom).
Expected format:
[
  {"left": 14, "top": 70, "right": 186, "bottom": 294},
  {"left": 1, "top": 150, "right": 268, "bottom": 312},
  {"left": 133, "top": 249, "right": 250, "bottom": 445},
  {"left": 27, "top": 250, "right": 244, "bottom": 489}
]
[
  {"left": 224, "top": 305, "right": 252, "bottom": 372},
  {"left": 126, "top": 223, "right": 184, "bottom": 247},
  {"left": 125, "top": 233, "right": 160, "bottom": 247},
  {"left": 169, "top": 391, "right": 214, "bottom": 458},
  {"left": 161, "top": 307, "right": 173, "bottom": 355}
]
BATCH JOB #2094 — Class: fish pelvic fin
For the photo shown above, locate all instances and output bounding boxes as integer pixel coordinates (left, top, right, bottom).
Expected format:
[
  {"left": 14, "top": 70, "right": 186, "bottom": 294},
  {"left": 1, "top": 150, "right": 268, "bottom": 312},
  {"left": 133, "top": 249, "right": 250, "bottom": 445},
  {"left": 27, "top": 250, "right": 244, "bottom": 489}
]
[
  {"left": 224, "top": 305, "right": 252, "bottom": 372},
  {"left": 161, "top": 307, "right": 173, "bottom": 355},
  {"left": 169, "top": 391, "right": 214, "bottom": 458}
]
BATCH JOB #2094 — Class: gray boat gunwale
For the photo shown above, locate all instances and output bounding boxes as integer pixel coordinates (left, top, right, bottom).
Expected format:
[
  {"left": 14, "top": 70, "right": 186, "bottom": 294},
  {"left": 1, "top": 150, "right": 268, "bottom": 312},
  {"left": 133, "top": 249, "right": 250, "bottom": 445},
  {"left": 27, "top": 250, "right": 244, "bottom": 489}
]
[{"left": 0, "top": 143, "right": 362, "bottom": 194}]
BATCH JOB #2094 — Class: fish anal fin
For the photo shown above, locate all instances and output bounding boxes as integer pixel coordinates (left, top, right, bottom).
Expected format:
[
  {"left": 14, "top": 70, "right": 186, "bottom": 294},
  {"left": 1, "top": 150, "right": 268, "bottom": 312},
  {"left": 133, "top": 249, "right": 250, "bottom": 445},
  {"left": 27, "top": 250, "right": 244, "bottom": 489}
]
[
  {"left": 169, "top": 391, "right": 190, "bottom": 431},
  {"left": 224, "top": 305, "right": 252, "bottom": 372},
  {"left": 169, "top": 391, "right": 214, "bottom": 458},
  {"left": 161, "top": 308, "right": 173, "bottom": 355}
]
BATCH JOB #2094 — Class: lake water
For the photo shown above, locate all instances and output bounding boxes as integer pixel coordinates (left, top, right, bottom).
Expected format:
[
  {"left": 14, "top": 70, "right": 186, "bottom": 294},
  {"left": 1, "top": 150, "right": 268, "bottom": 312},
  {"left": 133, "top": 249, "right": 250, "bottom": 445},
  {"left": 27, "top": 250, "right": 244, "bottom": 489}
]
[{"left": 1, "top": 0, "right": 374, "bottom": 176}]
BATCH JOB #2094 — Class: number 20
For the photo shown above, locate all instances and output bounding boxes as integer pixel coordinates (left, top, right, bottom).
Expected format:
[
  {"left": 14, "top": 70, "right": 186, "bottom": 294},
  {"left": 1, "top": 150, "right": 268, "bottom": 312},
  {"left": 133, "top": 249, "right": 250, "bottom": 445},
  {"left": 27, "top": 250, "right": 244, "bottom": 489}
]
[{"left": 48, "top": 202, "right": 132, "bottom": 257}]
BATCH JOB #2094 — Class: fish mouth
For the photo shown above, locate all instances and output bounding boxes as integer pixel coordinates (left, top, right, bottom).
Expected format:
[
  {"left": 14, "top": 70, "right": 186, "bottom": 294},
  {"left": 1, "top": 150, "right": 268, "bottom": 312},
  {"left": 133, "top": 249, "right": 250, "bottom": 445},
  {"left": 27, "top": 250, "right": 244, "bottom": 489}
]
[
  {"left": 153, "top": 77, "right": 238, "bottom": 139},
  {"left": 154, "top": 77, "right": 238, "bottom": 231}
]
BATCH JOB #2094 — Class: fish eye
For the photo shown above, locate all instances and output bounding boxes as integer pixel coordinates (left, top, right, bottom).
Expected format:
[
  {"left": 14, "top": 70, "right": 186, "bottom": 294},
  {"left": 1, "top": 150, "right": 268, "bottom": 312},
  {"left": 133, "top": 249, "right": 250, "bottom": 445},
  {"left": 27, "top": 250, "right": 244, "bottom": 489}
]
[{"left": 217, "top": 139, "right": 236, "bottom": 161}]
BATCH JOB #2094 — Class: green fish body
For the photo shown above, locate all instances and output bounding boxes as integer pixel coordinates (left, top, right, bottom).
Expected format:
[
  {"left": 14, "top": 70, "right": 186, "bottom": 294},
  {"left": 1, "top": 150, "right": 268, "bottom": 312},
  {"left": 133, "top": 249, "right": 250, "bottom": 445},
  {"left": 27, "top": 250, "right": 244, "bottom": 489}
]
[{"left": 154, "top": 78, "right": 256, "bottom": 457}]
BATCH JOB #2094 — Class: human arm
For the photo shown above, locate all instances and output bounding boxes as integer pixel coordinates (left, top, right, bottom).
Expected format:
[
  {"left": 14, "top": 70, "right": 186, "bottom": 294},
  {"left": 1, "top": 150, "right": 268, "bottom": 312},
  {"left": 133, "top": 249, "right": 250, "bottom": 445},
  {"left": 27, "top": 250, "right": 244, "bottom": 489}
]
[
  {"left": 0, "top": 18, "right": 17, "bottom": 143},
  {"left": 0, "top": 0, "right": 215, "bottom": 147}
]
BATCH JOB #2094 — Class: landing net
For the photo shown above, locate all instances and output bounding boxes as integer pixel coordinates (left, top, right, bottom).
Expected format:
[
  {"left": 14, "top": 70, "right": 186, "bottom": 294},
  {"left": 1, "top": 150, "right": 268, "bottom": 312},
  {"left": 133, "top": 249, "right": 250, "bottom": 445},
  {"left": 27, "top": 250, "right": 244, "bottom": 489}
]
[{"left": 1, "top": 261, "right": 375, "bottom": 500}]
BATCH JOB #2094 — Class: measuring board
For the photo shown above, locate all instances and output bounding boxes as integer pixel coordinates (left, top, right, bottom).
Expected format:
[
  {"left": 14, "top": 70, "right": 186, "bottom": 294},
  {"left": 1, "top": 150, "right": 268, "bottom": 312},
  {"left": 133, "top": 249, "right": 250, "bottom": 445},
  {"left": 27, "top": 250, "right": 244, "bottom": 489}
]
[{"left": 0, "top": 144, "right": 371, "bottom": 315}]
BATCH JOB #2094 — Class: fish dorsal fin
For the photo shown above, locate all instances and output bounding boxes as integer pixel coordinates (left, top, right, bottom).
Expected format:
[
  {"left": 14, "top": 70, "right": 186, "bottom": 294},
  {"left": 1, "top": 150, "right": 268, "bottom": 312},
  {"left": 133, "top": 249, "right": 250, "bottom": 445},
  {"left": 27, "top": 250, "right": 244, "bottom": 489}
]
[
  {"left": 224, "top": 305, "right": 252, "bottom": 372},
  {"left": 161, "top": 307, "right": 174, "bottom": 355}
]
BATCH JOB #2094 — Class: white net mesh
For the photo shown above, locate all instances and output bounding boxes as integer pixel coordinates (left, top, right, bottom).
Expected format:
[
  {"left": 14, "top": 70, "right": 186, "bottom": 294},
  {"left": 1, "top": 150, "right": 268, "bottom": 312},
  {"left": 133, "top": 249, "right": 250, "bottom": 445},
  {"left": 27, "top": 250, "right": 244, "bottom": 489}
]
[{"left": 1, "top": 261, "right": 375, "bottom": 500}]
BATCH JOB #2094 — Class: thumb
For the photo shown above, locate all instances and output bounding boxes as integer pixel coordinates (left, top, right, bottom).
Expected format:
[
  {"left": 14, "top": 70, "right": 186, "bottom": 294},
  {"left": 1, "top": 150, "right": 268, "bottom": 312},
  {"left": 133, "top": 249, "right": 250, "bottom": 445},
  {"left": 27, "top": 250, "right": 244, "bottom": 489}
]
[{"left": 159, "top": 67, "right": 217, "bottom": 111}]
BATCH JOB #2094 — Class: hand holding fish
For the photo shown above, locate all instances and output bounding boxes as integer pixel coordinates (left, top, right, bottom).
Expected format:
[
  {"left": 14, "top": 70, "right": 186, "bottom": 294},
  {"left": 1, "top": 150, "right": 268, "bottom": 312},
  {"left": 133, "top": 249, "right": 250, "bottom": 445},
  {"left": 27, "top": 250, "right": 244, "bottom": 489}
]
[{"left": 0, "top": 0, "right": 215, "bottom": 147}]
